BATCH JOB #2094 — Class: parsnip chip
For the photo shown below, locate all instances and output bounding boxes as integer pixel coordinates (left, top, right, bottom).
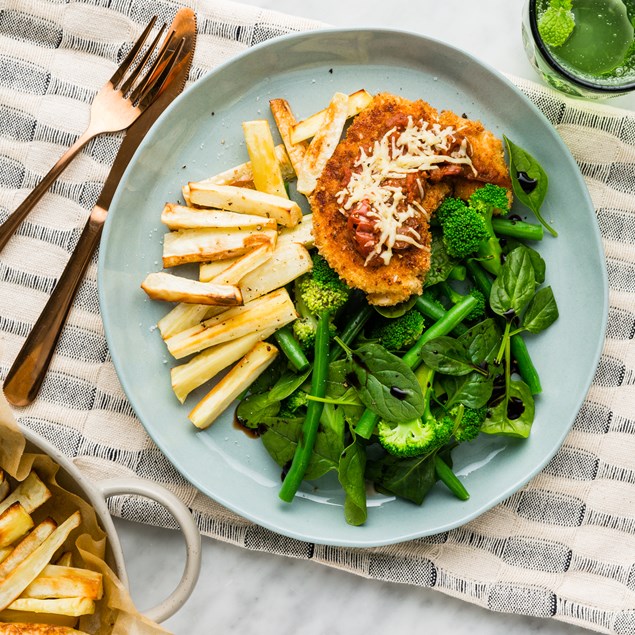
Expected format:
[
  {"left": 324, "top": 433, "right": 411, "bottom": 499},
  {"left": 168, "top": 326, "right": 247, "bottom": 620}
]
[
  {"left": 0, "top": 512, "right": 81, "bottom": 612},
  {"left": 0, "top": 519, "right": 57, "bottom": 579},
  {"left": 290, "top": 89, "right": 373, "bottom": 144},
  {"left": 183, "top": 144, "right": 292, "bottom": 204},
  {"left": 0, "top": 473, "right": 51, "bottom": 516},
  {"left": 187, "top": 184, "right": 302, "bottom": 228},
  {"left": 165, "top": 288, "right": 297, "bottom": 359},
  {"left": 296, "top": 92, "right": 350, "bottom": 195},
  {"left": 141, "top": 273, "right": 243, "bottom": 306},
  {"left": 189, "top": 342, "right": 279, "bottom": 430},
  {"left": 162, "top": 226, "right": 277, "bottom": 268},
  {"left": 242, "top": 120, "right": 288, "bottom": 198},
  {"left": 269, "top": 98, "right": 308, "bottom": 180},
  {"left": 0, "top": 505, "right": 33, "bottom": 550},
  {"left": 21, "top": 565, "right": 103, "bottom": 601},
  {"left": 6, "top": 597, "right": 94, "bottom": 618},
  {"left": 0, "top": 623, "right": 89, "bottom": 634},
  {"left": 161, "top": 203, "right": 276, "bottom": 231}
]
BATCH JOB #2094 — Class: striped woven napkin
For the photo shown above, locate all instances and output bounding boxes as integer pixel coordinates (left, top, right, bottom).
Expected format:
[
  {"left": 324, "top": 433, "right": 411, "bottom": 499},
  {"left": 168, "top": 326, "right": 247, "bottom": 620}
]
[{"left": 1, "top": 1, "right": 634, "bottom": 632}]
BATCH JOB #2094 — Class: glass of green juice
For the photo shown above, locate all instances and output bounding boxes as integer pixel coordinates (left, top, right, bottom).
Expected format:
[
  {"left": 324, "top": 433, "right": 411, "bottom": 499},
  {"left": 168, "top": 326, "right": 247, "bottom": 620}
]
[{"left": 523, "top": 0, "right": 635, "bottom": 98}]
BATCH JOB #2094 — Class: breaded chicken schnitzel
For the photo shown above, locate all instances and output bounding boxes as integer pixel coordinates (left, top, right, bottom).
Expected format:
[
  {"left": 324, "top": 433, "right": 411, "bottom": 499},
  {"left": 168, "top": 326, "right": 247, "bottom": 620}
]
[{"left": 311, "top": 93, "right": 511, "bottom": 305}]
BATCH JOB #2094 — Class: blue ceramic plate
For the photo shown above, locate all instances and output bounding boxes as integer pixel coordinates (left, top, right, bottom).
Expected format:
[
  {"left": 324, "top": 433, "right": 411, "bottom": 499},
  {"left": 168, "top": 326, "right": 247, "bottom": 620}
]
[{"left": 98, "top": 29, "right": 607, "bottom": 547}]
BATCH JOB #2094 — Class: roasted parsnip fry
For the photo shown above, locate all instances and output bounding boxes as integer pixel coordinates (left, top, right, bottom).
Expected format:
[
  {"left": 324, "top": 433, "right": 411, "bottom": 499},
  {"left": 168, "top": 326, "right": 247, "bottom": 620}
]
[
  {"left": 290, "top": 89, "right": 373, "bottom": 144},
  {"left": 0, "top": 473, "right": 51, "bottom": 516},
  {"left": 182, "top": 144, "right": 293, "bottom": 204},
  {"left": 171, "top": 327, "right": 280, "bottom": 403},
  {"left": 242, "top": 120, "right": 287, "bottom": 198},
  {"left": 240, "top": 242, "right": 312, "bottom": 304},
  {"left": 21, "top": 565, "right": 103, "bottom": 601},
  {"left": 159, "top": 244, "right": 274, "bottom": 339},
  {"left": 0, "top": 549, "right": 11, "bottom": 565},
  {"left": 162, "top": 226, "right": 276, "bottom": 268},
  {"left": 141, "top": 273, "right": 242, "bottom": 306},
  {"left": 189, "top": 342, "right": 279, "bottom": 430},
  {"left": 6, "top": 597, "right": 94, "bottom": 617},
  {"left": 276, "top": 213, "right": 314, "bottom": 249},
  {"left": 187, "top": 184, "right": 302, "bottom": 228},
  {"left": 0, "top": 519, "right": 57, "bottom": 579},
  {"left": 269, "top": 98, "right": 307, "bottom": 181},
  {"left": 161, "top": 204, "right": 277, "bottom": 231},
  {"left": 0, "top": 512, "right": 81, "bottom": 612},
  {"left": 0, "top": 623, "right": 89, "bottom": 634},
  {"left": 0, "top": 505, "right": 33, "bottom": 549},
  {"left": 297, "top": 92, "right": 349, "bottom": 196},
  {"left": 198, "top": 257, "right": 240, "bottom": 283},
  {"left": 166, "top": 288, "right": 297, "bottom": 359},
  {"left": 54, "top": 553, "right": 73, "bottom": 568},
  {"left": 0, "top": 473, "right": 8, "bottom": 504},
  {"left": 199, "top": 242, "right": 273, "bottom": 284}
]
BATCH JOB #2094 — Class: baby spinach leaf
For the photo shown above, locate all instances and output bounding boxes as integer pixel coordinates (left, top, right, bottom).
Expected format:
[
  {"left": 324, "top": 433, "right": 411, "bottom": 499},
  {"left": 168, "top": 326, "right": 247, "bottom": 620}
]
[
  {"left": 441, "top": 371, "right": 496, "bottom": 409},
  {"left": 504, "top": 136, "right": 557, "bottom": 237},
  {"left": 490, "top": 246, "right": 536, "bottom": 317},
  {"left": 458, "top": 318, "right": 503, "bottom": 365},
  {"left": 521, "top": 286, "right": 559, "bottom": 334},
  {"left": 420, "top": 336, "right": 480, "bottom": 376},
  {"left": 481, "top": 380, "right": 535, "bottom": 438},
  {"left": 236, "top": 393, "right": 281, "bottom": 429},
  {"left": 346, "top": 342, "right": 425, "bottom": 423},
  {"left": 339, "top": 439, "right": 367, "bottom": 526},
  {"left": 366, "top": 452, "right": 437, "bottom": 505}
]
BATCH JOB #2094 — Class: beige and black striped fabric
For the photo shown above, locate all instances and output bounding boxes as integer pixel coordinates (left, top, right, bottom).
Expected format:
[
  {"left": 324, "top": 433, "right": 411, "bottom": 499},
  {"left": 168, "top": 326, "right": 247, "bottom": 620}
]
[{"left": 1, "top": 2, "right": 634, "bottom": 632}]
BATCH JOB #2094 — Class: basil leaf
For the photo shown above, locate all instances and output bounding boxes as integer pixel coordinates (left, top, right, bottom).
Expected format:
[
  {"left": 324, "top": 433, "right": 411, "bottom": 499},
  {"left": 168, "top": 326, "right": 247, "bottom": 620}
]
[
  {"left": 348, "top": 343, "right": 425, "bottom": 423},
  {"left": 490, "top": 246, "right": 536, "bottom": 317},
  {"left": 521, "top": 286, "right": 559, "bottom": 333},
  {"left": 338, "top": 439, "right": 367, "bottom": 526},
  {"left": 366, "top": 452, "right": 437, "bottom": 505},
  {"left": 458, "top": 318, "right": 503, "bottom": 365},
  {"left": 504, "top": 136, "right": 557, "bottom": 237},
  {"left": 481, "top": 380, "right": 535, "bottom": 438},
  {"left": 420, "top": 336, "right": 478, "bottom": 376}
]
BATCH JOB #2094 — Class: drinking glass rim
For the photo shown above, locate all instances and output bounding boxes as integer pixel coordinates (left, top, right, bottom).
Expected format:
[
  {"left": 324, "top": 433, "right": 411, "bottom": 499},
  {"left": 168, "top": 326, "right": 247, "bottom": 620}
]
[{"left": 528, "top": 0, "right": 635, "bottom": 93}]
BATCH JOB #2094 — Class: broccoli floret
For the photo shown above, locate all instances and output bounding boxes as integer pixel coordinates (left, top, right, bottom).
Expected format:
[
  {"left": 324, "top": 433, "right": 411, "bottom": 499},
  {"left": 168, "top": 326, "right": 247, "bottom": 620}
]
[
  {"left": 370, "top": 309, "right": 425, "bottom": 352},
  {"left": 438, "top": 203, "right": 489, "bottom": 259},
  {"left": 439, "top": 282, "right": 486, "bottom": 322},
  {"left": 279, "top": 389, "right": 309, "bottom": 417},
  {"left": 469, "top": 183, "right": 511, "bottom": 217},
  {"left": 292, "top": 253, "right": 350, "bottom": 351},
  {"left": 435, "top": 197, "right": 468, "bottom": 226},
  {"left": 377, "top": 415, "right": 453, "bottom": 458},
  {"left": 376, "top": 365, "right": 453, "bottom": 458},
  {"left": 450, "top": 404, "right": 487, "bottom": 443}
]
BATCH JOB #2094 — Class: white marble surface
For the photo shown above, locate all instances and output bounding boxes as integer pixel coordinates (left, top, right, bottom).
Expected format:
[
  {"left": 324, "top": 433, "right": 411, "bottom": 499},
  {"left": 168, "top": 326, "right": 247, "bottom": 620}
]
[{"left": 114, "top": 1, "right": 633, "bottom": 633}]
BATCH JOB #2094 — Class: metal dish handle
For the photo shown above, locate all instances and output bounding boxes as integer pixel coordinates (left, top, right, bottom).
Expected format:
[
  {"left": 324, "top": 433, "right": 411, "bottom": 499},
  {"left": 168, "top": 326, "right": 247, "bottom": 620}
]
[{"left": 96, "top": 477, "right": 202, "bottom": 623}]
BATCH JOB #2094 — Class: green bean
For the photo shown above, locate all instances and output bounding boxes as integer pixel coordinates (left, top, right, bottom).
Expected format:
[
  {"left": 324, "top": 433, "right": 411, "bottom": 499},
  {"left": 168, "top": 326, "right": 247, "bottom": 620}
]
[
  {"left": 329, "top": 303, "right": 374, "bottom": 362},
  {"left": 510, "top": 334, "right": 542, "bottom": 395},
  {"left": 434, "top": 456, "right": 469, "bottom": 501},
  {"left": 492, "top": 217, "right": 544, "bottom": 241},
  {"left": 274, "top": 326, "right": 310, "bottom": 373},
  {"left": 279, "top": 312, "right": 331, "bottom": 503}
]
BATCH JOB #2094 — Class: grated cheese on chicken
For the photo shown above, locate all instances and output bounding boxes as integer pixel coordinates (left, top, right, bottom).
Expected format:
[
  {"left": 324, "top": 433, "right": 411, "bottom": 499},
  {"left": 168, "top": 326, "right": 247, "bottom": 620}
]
[{"left": 336, "top": 116, "right": 475, "bottom": 265}]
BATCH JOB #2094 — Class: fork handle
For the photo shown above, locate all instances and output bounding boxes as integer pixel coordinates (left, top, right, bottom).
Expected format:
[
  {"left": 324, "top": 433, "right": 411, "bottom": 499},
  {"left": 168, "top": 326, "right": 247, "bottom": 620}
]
[
  {"left": 3, "top": 206, "right": 106, "bottom": 406},
  {"left": 0, "top": 129, "right": 95, "bottom": 253}
]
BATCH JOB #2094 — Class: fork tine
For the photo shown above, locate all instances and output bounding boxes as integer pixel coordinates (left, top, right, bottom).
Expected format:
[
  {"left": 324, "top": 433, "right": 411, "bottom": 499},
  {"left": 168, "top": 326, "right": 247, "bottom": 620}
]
[
  {"left": 128, "top": 31, "right": 179, "bottom": 106},
  {"left": 110, "top": 16, "right": 158, "bottom": 87},
  {"left": 119, "top": 23, "right": 167, "bottom": 95},
  {"left": 135, "top": 37, "right": 186, "bottom": 109}
]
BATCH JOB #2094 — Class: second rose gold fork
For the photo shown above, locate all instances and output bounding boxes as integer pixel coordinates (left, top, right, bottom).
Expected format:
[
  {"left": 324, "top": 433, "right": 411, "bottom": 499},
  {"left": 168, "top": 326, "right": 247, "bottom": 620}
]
[{"left": 0, "top": 16, "right": 179, "bottom": 253}]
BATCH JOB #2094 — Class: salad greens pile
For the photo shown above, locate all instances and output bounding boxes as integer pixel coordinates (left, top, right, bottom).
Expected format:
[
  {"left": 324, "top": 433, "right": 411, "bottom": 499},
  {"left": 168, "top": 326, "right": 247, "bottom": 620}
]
[{"left": 236, "top": 138, "right": 559, "bottom": 526}]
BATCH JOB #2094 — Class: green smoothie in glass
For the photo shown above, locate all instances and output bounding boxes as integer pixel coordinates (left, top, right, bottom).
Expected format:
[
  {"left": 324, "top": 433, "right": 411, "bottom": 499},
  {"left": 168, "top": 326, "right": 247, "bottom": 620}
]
[{"left": 524, "top": 0, "right": 635, "bottom": 97}]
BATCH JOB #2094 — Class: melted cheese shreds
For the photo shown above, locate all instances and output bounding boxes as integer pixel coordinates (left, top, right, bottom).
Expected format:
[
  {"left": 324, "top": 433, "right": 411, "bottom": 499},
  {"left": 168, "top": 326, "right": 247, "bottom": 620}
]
[{"left": 338, "top": 117, "right": 475, "bottom": 265}]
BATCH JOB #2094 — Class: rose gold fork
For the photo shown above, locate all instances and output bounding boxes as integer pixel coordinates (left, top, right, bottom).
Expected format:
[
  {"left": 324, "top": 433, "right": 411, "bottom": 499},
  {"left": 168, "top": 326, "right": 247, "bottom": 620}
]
[{"left": 0, "top": 16, "right": 179, "bottom": 253}]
